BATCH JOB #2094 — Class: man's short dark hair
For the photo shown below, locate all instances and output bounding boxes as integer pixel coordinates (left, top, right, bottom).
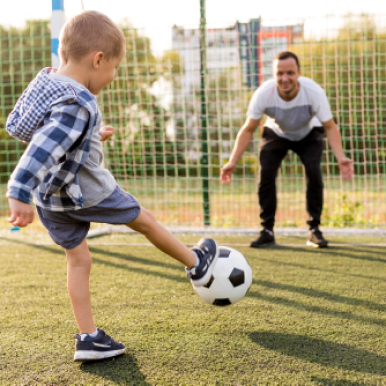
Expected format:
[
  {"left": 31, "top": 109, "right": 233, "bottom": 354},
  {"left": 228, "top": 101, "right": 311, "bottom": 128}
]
[{"left": 274, "top": 51, "right": 300, "bottom": 69}]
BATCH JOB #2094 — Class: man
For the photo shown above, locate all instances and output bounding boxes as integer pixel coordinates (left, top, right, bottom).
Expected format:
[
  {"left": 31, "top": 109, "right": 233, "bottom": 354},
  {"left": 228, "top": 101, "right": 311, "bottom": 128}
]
[{"left": 220, "top": 51, "right": 353, "bottom": 248}]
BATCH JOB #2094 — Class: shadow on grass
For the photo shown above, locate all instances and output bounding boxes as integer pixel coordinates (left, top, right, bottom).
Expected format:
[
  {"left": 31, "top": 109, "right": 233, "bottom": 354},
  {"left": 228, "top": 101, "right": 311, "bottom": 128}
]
[
  {"left": 89, "top": 246, "right": 180, "bottom": 271},
  {"left": 252, "top": 278, "right": 386, "bottom": 311},
  {"left": 0, "top": 238, "right": 186, "bottom": 284},
  {"left": 256, "top": 256, "right": 385, "bottom": 282},
  {"left": 0, "top": 236, "right": 63, "bottom": 254},
  {"left": 79, "top": 352, "right": 150, "bottom": 385},
  {"left": 89, "top": 246, "right": 186, "bottom": 284},
  {"left": 256, "top": 244, "right": 386, "bottom": 263},
  {"left": 91, "top": 255, "right": 186, "bottom": 284},
  {"left": 247, "top": 289, "right": 386, "bottom": 326},
  {"left": 319, "top": 246, "right": 386, "bottom": 262},
  {"left": 310, "top": 376, "right": 366, "bottom": 386},
  {"left": 249, "top": 332, "right": 386, "bottom": 376}
]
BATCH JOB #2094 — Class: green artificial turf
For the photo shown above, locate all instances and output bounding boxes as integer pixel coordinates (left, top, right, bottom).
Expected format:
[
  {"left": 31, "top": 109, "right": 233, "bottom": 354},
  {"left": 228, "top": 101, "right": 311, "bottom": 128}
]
[{"left": 1, "top": 234, "right": 386, "bottom": 385}]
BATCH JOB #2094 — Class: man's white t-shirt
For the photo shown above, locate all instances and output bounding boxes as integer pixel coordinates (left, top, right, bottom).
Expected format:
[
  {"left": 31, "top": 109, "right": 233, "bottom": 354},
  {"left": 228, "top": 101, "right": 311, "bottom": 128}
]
[{"left": 247, "top": 76, "right": 333, "bottom": 141}]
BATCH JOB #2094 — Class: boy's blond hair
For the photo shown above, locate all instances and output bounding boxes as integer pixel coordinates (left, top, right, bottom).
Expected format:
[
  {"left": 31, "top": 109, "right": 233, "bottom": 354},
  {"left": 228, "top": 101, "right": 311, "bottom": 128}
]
[{"left": 59, "top": 10, "right": 125, "bottom": 63}]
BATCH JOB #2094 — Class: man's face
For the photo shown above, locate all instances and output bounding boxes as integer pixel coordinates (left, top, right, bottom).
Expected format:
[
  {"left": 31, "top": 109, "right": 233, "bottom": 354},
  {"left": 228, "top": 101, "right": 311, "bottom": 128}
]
[{"left": 273, "top": 57, "right": 300, "bottom": 98}]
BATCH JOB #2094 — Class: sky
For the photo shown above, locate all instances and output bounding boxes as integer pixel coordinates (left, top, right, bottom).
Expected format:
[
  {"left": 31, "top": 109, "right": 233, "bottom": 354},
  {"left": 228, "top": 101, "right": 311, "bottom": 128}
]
[{"left": 0, "top": 0, "right": 383, "bottom": 52}]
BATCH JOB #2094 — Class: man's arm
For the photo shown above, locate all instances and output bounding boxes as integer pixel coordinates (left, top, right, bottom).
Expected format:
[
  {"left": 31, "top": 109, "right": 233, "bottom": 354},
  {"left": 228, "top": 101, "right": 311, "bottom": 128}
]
[
  {"left": 220, "top": 117, "right": 260, "bottom": 184},
  {"left": 322, "top": 118, "right": 354, "bottom": 181}
]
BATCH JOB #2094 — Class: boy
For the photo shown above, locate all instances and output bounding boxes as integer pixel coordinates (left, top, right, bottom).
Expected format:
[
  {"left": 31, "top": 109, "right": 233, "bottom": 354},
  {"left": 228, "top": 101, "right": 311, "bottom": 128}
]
[{"left": 6, "top": 11, "right": 219, "bottom": 362}]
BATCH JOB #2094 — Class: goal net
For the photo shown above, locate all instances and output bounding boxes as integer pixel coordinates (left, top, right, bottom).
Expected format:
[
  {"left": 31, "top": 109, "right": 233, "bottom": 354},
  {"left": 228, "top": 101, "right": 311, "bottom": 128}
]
[{"left": 0, "top": 12, "right": 385, "bottom": 233}]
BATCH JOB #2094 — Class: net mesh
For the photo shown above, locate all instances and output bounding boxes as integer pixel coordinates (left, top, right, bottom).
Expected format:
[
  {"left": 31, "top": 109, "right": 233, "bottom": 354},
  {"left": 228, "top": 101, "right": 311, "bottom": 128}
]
[{"left": 0, "top": 13, "right": 386, "bottom": 231}]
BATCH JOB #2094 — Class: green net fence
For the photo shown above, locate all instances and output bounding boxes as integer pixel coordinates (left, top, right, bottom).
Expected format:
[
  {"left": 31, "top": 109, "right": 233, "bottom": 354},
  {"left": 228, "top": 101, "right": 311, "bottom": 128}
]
[{"left": 0, "top": 12, "right": 386, "bottom": 231}]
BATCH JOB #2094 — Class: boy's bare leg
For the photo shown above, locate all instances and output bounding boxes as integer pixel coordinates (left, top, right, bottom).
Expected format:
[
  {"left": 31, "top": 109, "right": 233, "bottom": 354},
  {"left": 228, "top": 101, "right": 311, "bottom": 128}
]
[
  {"left": 66, "top": 239, "right": 96, "bottom": 334},
  {"left": 126, "top": 207, "right": 196, "bottom": 268}
]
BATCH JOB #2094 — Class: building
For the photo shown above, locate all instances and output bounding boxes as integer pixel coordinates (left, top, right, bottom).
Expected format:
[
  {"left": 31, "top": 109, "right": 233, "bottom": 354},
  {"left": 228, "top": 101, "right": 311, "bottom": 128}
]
[
  {"left": 171, "top": 20, "right": 304, "bottom": 162},
  {"left": 171, "top": 25, "right": 240, "bottom": 95},
  {"left": 171, "top": 19, "right": 304, "bottom": 94}
]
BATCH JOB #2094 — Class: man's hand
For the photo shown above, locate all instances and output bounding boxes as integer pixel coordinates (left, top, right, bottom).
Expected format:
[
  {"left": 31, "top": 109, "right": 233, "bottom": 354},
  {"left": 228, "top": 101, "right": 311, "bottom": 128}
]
[
  {"left": 338, "top": 157, "right": 354, "bottom": 181},
  {"left": 99, "top": 126, "right": 114, "bottom": 142},
  {"left": 322, "top": 119, "right": 354, "bottom": 182},
  {"left": 8, "top": 198, "right": 34, "bottom": 227},
  {"left": 220, "top": 162, "right": 237, "bottom": 185},
  {"left": 219, "top": 117, "right": 259, "bottom": 185}
]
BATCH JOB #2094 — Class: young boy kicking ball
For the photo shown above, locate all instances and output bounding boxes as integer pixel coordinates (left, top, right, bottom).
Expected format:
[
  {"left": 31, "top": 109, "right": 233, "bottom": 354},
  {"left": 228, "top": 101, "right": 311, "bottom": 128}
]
[{"left": 6, "top": 10, "right": 218, "bottom": 362}]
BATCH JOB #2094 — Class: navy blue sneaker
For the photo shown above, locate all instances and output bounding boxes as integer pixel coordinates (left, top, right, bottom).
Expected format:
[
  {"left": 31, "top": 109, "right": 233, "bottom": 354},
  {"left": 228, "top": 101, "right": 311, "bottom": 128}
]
[
  {"left": 74, "top": 328, "right": 126, "bottom": 362},
  {"left": 186, "top": 238, "right": 219, "bottom": 287}
]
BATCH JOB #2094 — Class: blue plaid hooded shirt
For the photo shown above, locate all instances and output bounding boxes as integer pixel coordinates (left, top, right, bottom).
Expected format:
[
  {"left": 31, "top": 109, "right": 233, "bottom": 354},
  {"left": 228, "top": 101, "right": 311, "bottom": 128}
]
[{"left": 6, "top": 67, "right": 101, "bottom": 211}]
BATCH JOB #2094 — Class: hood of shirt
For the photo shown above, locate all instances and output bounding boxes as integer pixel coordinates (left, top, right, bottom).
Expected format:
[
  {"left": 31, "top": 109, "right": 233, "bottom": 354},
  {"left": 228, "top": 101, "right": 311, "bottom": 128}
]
[{"left": 6, "top": 67, "right": 81, "bottom": 143}]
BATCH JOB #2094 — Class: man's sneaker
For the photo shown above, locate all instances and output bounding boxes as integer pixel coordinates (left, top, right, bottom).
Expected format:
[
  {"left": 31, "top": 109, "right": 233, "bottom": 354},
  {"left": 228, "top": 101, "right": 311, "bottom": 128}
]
[
  {"left": 250, "top": 229, "right": 275, "bottom": 248},
  {"left": 74, "top": 328, "right": 126, "bottom": 362},
  {"left": 186, "top": 238, "right": 219, "bottom": 287},
  {"left": 307, "top": 228, "right": 328, "bottom": 248}
]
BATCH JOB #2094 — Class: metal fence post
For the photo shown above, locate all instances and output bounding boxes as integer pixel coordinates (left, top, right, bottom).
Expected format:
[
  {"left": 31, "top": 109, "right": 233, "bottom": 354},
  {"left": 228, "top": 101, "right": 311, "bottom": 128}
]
[{"left": 200, "top": 0, "right": 210, "bottom": 226}]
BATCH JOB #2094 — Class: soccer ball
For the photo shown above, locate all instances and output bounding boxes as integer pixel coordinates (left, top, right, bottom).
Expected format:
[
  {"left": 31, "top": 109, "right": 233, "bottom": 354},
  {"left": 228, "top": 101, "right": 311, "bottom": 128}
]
[{"left": 193, "top": 246, "right": 252, "bottom": 306}]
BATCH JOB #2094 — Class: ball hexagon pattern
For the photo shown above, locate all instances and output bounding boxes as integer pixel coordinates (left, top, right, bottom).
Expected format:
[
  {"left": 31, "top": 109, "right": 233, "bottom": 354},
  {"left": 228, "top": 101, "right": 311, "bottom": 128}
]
[{"left": 193, "top": 246, "right": 252, "bottom": 306}]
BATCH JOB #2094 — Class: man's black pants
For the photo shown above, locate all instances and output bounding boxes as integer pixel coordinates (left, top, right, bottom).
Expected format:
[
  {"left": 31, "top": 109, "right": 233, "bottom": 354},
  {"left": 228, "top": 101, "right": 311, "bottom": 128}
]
[{"left": 258, "top": 126, "right": 325, "bottom": 231}]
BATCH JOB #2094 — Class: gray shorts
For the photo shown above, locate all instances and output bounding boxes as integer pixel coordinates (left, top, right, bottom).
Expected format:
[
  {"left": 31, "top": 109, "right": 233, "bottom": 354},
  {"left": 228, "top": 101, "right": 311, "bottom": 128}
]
[{"left": 36, "top": 185, "right": 141, "bottom": 249}]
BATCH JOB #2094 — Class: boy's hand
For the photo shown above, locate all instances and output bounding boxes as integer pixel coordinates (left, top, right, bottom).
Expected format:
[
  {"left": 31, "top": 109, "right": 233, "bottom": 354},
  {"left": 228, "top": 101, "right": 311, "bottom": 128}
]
[
  {"left": 8, "top": 198, "right": 34, "bottom": 227},
  {"left": 99, "top": 126, "right": 114, "bottom": 142}
]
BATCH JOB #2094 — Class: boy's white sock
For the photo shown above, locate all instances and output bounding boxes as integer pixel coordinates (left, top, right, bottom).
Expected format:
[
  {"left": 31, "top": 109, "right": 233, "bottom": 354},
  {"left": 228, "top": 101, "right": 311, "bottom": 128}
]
[
  {"left": 193, "top": 251, "right": 200, "bottom": 267},
  {"left": 80, "top": 329, "right": 99, "bottom": 340},
  {"left": 89, "top": 329, "right": 99, "bottom": 337}
]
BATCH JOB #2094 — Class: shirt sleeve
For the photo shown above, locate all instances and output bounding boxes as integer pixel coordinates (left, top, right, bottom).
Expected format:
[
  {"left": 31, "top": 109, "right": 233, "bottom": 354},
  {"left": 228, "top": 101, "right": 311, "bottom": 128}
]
[
  {"left": 246, "top": 88, "right": 265, "bottom": 120},
  {"left": 6, "top": 102, "right": 89, "bottom": 204},
  {"left": 314, "top": 89, "right": 333, "bottom": 123}
]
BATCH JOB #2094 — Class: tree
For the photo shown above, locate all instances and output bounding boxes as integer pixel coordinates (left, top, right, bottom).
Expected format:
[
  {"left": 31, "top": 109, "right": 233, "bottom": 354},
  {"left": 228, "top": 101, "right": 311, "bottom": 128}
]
[
  {"left": 0, "top": 19, "right": 186, "bottom": 182},
  {"left": 101, "top": 25, "right": 186, "bottom": 177},
  {"left": 290, "top": 14, "right": 386, "bottom": 175},
  {"left": 0, "top": 20, "right": 51, "bottom": 184}
]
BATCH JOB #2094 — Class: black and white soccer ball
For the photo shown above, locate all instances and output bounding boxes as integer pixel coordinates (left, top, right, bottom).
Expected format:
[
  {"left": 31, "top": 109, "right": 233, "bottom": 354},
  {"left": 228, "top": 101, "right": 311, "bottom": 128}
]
[{"left": 193, "top": 246, "right": 252, "bottom": 306}]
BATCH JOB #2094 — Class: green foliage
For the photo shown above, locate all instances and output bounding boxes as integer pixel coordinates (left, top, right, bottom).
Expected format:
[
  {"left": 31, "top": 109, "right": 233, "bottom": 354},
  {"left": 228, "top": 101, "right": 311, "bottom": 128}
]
[
  {"left": 1, "top": 14, "right": 386, "bottom": 184},
  {"left": 0, "top": 20, "right": 186, "bottom": 180},
  {"left": 171, "top": 65, "right": 253, "bottom": 177},
  {"left": 291, "top": 14, "right": 386, "bottom": 172},
  {"left": 0, "top": 20, "right": 51, "bottom": 126},
  {"left": 160, "top": 50, "right": 183, "bottom": 75},
  {"left": 1, "top": 14, "right": 386, "bottom": 227},
  {"left": 101, "top": 25, "right": 187, "bottom": 177},
  {"left": 323, "top": 193, "right": 366, "bottom": 227},
  {"left": 0, "top": 20, "right": 50, "bottom": 181}
]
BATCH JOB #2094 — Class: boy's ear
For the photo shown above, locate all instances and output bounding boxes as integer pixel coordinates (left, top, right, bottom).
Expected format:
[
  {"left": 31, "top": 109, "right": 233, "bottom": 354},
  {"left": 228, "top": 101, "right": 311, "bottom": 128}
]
[{"left": 93, "top": 51, "right": 105, "bottom": 69}]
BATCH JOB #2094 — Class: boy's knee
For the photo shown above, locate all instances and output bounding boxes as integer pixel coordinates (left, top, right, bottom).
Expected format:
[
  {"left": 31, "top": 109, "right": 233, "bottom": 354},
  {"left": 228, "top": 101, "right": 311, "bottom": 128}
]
[
  {"left": 128, "top": 207, "right": 157, "bottom": 234},
  {"left": 67, "top": 255, "right": 92, "bottom": 270},
  {"left": 140, "top": 208, "right": 157, "bottom": 231},
  {"left": 66, "top": 242, "right": 92, "bottom": 268}
]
